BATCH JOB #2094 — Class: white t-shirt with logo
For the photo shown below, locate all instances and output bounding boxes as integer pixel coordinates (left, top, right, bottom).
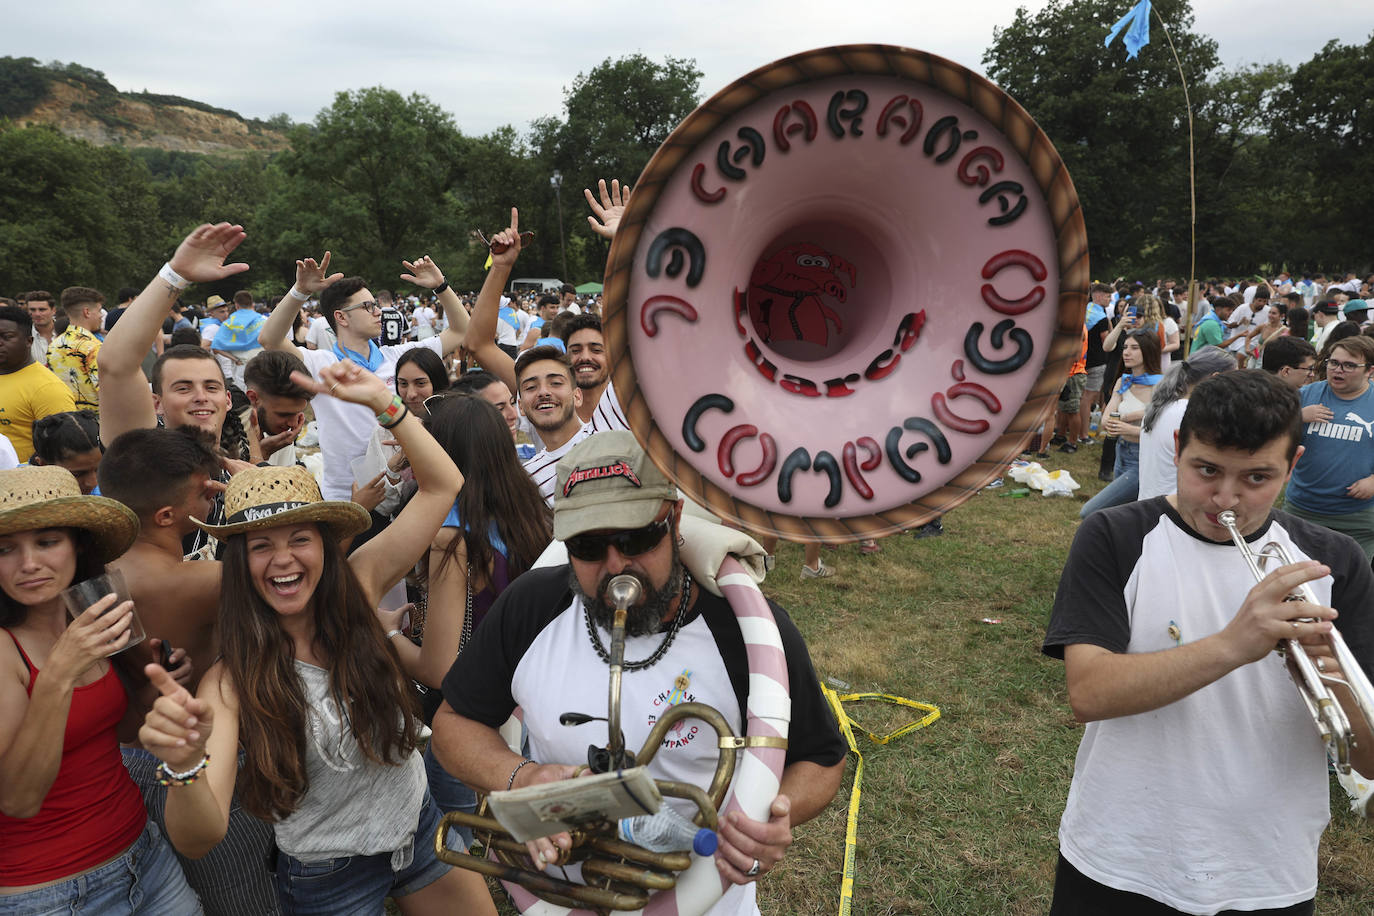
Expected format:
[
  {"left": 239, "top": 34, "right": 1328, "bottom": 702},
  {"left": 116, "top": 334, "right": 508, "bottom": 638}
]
[{"left": 300, "top": 338, "right": 444, "bottom": 500}]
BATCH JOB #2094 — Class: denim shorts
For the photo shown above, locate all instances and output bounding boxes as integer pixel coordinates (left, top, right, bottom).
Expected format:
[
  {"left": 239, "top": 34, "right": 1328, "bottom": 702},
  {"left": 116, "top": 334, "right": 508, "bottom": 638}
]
[
  {"left": 272, "top": 792, "right": 450, "bottom": 916},
  {"left": 0, "top": 820, "right": 202, "bottom": 916}
]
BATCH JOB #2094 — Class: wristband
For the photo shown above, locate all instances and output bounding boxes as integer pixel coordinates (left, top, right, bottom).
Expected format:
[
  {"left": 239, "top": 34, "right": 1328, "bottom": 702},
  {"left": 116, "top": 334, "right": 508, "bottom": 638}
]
[
  {"left": 386, "top": 629, "right": 403, "bottom": 640},
  {"left": 507, "top": 757, "right": 535, "bottom": 790},
  {"left": 432, "top": 280, "right": 450, "bottom": 296},
  {"left": 287, "top": 286, "right": 311, "bottom": 302},
  {"left": 156, "top": 753, "right": 210, "bottom": 787},
  {"left": 376, "top": 395, "right": 408, "bottom": 429},
  {"left": 158, "top": 262, "right": 190, "bottom": 291}
]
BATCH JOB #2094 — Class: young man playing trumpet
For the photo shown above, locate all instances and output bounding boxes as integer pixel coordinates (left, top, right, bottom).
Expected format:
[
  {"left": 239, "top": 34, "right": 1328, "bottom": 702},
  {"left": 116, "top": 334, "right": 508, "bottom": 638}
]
[{"left": 1044, "top": 370, "right": 1374, "bottom": 915}]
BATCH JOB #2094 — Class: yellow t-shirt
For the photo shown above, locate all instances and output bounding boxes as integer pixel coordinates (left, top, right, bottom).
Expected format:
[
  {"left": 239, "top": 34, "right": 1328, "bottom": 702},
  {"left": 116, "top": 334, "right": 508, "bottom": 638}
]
[{"left": 0, "top": 362, "right": 78, "bottom": 461}]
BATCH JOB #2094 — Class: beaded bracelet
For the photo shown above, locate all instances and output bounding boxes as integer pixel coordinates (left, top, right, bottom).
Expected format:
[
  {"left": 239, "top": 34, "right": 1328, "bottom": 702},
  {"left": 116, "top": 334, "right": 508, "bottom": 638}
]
[
  {"left": 376, "top": 394, "right": 408, "bottom": 429},
  {"left": 156, "top": 753, "right": 210, "bottom": 787},
  {"left": 507, "top": 757, "right": 535, "bottom": 790}
]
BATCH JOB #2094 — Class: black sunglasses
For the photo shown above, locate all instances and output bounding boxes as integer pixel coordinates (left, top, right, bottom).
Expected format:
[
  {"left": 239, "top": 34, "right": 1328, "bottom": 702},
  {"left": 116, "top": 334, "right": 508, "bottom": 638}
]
[{"left": 566, "top": 517, "right": 672, "bottom": 562}]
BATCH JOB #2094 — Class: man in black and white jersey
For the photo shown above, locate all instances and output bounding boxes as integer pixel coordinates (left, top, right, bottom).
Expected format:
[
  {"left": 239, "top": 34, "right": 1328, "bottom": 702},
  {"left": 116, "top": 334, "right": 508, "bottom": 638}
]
[
  {"left": 560, "top": 312, "right": 629, "bottom": 434},
  {"left": 429, "top": 431, "right": 845, "bottom": 915},
  {"left": 462, "top": 211, "right": 629, "bottom": 449},
  {"left": 514, "top": 345, "right": 591, "bottom": 505},
  {"left": 1044, "top": 370, "right": 1374, "bottom": 915}
]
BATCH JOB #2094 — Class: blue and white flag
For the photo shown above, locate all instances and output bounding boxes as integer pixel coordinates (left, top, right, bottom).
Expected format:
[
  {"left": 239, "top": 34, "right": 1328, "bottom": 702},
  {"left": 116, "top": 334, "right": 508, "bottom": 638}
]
[{"left": 1105, "top": 0, "right": 1152, "bottom": 59}]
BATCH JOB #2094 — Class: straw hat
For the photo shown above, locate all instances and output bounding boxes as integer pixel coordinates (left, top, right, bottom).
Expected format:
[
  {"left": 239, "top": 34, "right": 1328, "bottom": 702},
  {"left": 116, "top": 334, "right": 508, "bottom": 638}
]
[
  {"left": 192, "top": 465, "right": 370, "bottom": 540},
  {"left": 0, "top": 466, "right": 139, "bottom": 563}
]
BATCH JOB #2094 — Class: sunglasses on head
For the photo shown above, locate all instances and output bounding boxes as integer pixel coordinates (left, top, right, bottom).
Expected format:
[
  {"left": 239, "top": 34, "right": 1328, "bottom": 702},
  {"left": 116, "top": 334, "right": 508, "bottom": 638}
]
[{"left": 565, "top": 516, "right": 672, "bottom": 562}]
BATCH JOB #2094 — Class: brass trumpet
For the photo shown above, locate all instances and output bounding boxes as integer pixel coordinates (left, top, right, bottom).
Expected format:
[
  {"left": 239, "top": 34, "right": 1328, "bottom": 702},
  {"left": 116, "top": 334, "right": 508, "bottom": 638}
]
[
  {"left": 1217, "top": 510, "right": 1374, "bottom": 776},
  {"left": 433, "top": 574, "right": 765, "bottom": 911}
]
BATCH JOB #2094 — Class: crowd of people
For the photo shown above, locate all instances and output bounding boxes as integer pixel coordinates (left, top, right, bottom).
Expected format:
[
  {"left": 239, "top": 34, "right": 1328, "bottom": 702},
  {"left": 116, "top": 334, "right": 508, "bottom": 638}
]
[
  {"left": 2, "top": 160, "right": 1373, "bottom": 913},
  {"left": 0, "top": 186, "right": 846, "bottom": 915}
]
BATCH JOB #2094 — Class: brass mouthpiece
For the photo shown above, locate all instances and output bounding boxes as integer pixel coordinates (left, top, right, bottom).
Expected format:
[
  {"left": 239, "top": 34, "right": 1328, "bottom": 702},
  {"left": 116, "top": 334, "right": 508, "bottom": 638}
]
[{"left": 607, "top": 574, "right": 642, "bottom": 610}]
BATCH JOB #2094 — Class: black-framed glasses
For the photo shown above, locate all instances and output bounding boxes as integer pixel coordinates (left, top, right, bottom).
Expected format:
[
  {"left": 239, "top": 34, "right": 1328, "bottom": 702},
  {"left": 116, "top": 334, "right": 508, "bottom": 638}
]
[
  {"left": 339, "top": 300, "right": 382, "bottom": 316},
  {"left": 1290, "top": 364, "right": 1317, "bottom": 376},
  {"left": 1326, "top": 359, "right": 1368, "bottom": 373},
  {"left": 566, "top": 517, "right": 672, "bottom": 562}
]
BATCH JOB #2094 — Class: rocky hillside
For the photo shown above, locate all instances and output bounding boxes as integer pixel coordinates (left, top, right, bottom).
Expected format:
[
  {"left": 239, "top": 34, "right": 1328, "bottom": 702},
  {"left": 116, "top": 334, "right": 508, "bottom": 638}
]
[{"left": 2, "top": 57, "right": 288, "bottom": 154}]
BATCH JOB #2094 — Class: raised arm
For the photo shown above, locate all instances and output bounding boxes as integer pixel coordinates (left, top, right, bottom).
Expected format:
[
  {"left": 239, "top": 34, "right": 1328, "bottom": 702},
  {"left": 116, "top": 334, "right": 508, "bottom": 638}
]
[
  {"left": 401, "top": 256, "right": 469, "bottom": 356},
  {"left": 464, "top": 209, "right": 525, "bottom": 396},
  {"left": 1101, "top": 312, "right": 1132, "bottom": 352},
  {"left": 291, "top": 362, "right": 462, "bottom": 600},
  {"left": 99, "top": 223, "right": 249, "bottom": 443},
  {"left": 260, "top": 253, "right": 343, "bottom": 353}
]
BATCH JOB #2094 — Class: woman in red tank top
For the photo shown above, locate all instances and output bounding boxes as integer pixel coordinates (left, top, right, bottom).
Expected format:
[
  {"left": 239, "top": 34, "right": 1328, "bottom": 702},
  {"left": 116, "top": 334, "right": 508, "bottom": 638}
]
[{"left": 0, "top": 465, "right": 200, "bottom": 914}]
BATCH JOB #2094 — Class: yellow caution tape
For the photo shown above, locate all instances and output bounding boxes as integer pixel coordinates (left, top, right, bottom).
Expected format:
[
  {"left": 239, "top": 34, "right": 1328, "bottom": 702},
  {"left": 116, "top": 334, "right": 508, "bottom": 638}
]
[{"left": 820, "top": 687, "right": 941, "bottom": 916}]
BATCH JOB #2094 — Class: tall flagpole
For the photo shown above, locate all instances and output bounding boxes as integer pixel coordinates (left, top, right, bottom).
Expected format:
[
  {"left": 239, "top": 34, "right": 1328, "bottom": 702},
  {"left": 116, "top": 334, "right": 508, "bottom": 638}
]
[{"left": 1150, "top": 7, "right": 1199, "bottom": 354}]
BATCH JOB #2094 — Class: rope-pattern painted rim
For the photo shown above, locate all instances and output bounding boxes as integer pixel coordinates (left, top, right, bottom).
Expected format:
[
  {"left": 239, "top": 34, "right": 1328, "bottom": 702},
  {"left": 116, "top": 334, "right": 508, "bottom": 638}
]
[{"left": 604, "top": 44, "right": 1089, "bottom": 541}]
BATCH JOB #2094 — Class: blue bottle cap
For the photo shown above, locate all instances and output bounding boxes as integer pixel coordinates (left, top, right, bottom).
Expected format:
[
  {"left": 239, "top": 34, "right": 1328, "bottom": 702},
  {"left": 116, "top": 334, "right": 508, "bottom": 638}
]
[{"left": 692, "top": 828, "right": 718, "bottom": 857}]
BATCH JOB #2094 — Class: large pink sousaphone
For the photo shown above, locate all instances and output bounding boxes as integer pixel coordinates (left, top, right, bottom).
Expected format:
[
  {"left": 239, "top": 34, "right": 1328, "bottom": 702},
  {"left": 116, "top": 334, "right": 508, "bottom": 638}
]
[{"left": 605, "top": 43, "right": 1088, "bottom": 543}]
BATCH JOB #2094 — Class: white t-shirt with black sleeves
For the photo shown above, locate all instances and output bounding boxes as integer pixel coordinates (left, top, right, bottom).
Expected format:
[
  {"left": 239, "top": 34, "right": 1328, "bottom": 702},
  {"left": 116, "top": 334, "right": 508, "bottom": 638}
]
[
  {"left": 442, "top": 565, "right": 847, "bottom": 916},
  {"left": 1044, "top": 498, "right": 1374, "bottom": 914}
]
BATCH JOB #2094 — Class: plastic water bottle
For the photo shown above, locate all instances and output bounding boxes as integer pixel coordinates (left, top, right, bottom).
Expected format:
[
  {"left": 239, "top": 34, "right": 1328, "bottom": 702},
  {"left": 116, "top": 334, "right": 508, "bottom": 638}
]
[
  {"left": 1089, "top": 407, "right": 1101, "bottom": 432},
  {"left": 618, "top": 807, "right": 718, "bottom": 855}
]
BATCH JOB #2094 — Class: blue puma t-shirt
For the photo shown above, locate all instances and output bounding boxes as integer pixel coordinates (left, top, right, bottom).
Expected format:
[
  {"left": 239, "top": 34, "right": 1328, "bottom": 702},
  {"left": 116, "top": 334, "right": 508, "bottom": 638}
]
[{"left": 1288, "top": 381, "right": 1374, "bottom": 514}]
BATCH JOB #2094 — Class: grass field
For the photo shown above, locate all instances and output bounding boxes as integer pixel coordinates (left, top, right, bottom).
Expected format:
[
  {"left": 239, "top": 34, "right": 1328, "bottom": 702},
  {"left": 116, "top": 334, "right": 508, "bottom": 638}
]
[{"left": 453, "top": 440, "right": 1374, "bottom": 915}]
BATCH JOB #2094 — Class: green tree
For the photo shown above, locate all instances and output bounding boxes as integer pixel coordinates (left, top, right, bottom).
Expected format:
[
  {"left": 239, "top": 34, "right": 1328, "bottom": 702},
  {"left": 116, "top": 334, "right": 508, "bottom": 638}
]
[
  {"left": 536, "top": 55, "right": 703, "bottom": 283},
  {"left": 265, "top": 87, "right": 469, "bottom": 287},
  {"left": 0, "top": 56, "right": 51, "bottom": 118},
  {"left": 0, "top": 125, "right": 160, "bottom": 295},
  {"left": 1270, "top": 34, "right": 1374, "bottom": 270},
  {"left": 984, "top": 0, "right": 1218, "bottom": 275}
]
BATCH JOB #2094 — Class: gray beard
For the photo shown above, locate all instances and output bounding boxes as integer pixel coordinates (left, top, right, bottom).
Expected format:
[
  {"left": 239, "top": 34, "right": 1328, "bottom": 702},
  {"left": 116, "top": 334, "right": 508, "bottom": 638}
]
[{"left": 572, "top": 544, "right": 683, "bottom": 638}]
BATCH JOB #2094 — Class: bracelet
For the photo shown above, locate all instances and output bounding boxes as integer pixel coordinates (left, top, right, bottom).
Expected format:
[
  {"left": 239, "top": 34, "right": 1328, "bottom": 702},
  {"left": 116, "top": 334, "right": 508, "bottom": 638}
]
[
  {"left": 287, "top": 286, "right": 311, "bottom": 302},
  {"left": 376, "top": 395, "right": 408, "bottom": 429},
  {"left": 156, "top": 753, "right": 210, "bottom": 787},
  {"left": 432, "top": 280, "right": 450, "bottom": 296},
  {"left": 158, "top": 262, "right": 190, "bottom": 291},
  {"left": 507, "top": 757, "right": 535, "bottom": 790},
  {"left": 385, "top": 629, "right": 403, "bottom": 640}
]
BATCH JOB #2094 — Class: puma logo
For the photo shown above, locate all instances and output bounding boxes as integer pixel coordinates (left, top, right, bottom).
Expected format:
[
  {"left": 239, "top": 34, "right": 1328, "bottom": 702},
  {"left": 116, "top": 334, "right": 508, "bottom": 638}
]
[{"left": 1345, "top": 412, "right": 1374, "bottom": 438}]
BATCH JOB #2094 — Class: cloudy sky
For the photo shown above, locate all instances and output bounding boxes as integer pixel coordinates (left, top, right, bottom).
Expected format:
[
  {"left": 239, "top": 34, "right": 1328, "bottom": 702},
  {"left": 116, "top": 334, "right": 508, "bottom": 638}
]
[{"left": 8, "top": 0, "right": 1370, "bottom": 136}]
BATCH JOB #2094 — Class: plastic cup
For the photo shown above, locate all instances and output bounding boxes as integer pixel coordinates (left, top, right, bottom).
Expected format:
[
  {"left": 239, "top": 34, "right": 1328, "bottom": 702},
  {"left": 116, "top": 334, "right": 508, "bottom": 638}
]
[{"left": 60, "top": 569, "right": 146, "bottom": 656}]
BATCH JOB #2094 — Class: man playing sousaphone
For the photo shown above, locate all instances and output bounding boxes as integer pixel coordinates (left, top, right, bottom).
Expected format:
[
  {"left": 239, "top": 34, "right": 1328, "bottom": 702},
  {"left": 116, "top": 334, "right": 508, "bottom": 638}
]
[
  {"left": 1044, "top": 370, "right": 1374, "bottom": 914},
  {"left": 429, "top": 431, "right": 846, "bottom": 914}
]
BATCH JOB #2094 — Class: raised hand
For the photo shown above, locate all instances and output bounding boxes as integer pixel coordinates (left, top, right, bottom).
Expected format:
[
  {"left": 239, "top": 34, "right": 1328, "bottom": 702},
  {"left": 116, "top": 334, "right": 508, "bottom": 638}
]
[
  {"left": 295, "top": 251, "right": 344, "bottom": 294},
  {"left": 167, "top": 223, "right": 251, "bottom": 284},
  {"left": 484, "top": 208, "right": 524, "bottom": 270},
  {"left": 292, "top": 361, "right": 391, "bottom": 413},
  {"left": 400, "top": 256, "right": 446, "bottom": 289},
  {"left": 139, "top": 663, "right": 214, "bottom": 772},
  {"left": 585, "top": 179, "right": 631, "bottom": 240},
  {"left": 47, "top": 594, "right": 135, "bottom": 685}
]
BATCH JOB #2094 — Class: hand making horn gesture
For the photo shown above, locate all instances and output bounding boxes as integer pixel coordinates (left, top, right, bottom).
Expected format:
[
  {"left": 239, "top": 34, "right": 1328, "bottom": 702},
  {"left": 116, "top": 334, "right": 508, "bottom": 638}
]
[{"left": 139, "top": 663, "right": 215, "bottom": 773}]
